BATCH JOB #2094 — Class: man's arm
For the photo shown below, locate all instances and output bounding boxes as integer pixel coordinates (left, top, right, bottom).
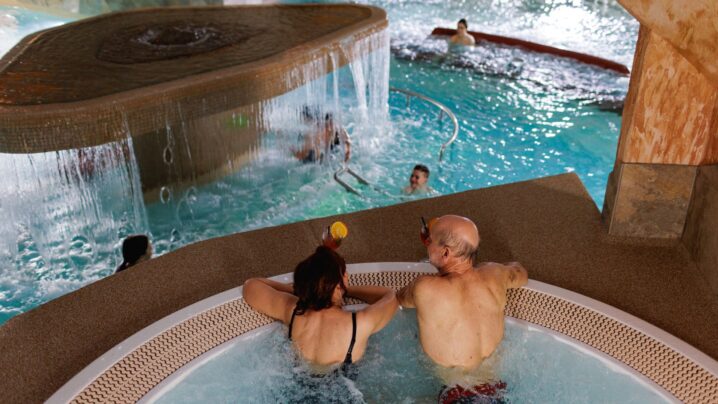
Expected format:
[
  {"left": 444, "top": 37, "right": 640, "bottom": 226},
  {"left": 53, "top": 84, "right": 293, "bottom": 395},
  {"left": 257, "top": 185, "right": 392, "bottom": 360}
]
[
  {"left": 503, "top": 262, "right": 528, "bottom": 288},
  {"left": 349, "top": 285, "right": 398, "bottom": 334},
  {"left": 243, "top": 278, "right": 297, "bottom": 324},
  {"left": 397, "top": 275, "right": 429, "bottom": 308}
]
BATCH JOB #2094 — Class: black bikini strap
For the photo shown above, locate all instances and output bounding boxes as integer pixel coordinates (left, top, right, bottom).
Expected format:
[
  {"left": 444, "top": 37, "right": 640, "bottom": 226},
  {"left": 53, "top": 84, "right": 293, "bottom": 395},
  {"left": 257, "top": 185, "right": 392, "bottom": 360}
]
[
  {"left": 288, "top": 306, "right": 298, "bottom": 340},
  {"left": 344, "top": 312, "right": 357, "bottom": 364}
]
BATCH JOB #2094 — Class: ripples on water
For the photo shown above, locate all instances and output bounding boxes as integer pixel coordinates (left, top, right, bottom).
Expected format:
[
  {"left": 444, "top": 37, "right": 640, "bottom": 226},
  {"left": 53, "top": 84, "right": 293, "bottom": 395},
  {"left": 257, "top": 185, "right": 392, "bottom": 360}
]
[{"left": 0, "top": 1, "right": 637, "bottom": 323}]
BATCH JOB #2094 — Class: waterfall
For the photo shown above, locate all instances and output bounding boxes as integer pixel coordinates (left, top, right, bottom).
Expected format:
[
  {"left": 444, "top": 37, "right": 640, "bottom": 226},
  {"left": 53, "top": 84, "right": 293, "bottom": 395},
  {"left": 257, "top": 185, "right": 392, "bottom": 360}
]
[
  {"left": 0, "top": 136, "right": 148, "bottom": 322},
  {"left": 0, "top": 27, "right": 391, "bottom": 324}
]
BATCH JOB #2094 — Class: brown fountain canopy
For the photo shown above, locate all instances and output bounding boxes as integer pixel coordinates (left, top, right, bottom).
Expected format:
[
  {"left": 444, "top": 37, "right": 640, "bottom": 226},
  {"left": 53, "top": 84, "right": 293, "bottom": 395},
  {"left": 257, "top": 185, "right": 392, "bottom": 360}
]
[{"left": 0, "top": 5, "right": 387, "bottom": 153}]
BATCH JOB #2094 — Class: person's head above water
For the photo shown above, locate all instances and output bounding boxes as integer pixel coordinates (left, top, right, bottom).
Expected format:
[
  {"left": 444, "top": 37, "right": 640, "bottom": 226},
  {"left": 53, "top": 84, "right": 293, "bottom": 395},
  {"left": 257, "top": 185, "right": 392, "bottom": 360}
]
[
  {"left": 450, "top": 18, "right": 475, "bottom": 47},
  {"left": 409, "top": 164, "right": 430, "bottom": 191},
  {"left": 116, "top": 234, "right": 152, "bottom": 273},
  {"left": 293, "top": 246, "right": 348, "bottom": 314},
  {"left": 457, "top": 18, "right": 468, "bottom": 32},
  {"left": 424, "top": 215, "right": 480, "bottom": 272}
]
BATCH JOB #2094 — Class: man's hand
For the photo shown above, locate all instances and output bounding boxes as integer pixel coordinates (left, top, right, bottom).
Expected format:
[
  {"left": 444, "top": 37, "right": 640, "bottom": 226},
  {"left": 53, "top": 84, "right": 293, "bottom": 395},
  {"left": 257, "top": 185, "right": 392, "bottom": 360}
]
[{"left": 504, "top": 262, "right": 528, "bottom": 288}]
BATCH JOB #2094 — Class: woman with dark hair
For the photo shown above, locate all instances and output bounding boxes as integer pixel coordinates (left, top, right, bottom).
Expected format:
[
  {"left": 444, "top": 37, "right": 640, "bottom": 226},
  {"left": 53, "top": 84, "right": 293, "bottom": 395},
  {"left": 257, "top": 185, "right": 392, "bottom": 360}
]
[
  {"left": 115, "top": 235, "right": 152, "bottom": 273},
  {"left": 243, "top": 246, "right": 397, "bottom": 371}
]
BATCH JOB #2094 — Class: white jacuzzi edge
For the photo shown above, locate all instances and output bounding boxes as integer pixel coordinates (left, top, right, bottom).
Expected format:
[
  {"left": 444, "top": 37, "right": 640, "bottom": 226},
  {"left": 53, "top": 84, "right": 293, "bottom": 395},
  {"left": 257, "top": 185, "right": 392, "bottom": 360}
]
[{"left": 47, "top": 262, "right": 718, "bottom": 403}]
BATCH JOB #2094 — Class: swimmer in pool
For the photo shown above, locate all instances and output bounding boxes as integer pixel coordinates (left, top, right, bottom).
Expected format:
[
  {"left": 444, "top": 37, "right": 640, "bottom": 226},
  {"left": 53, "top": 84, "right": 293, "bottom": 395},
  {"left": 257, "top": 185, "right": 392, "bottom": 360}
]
[
  {"left": 403, "top": 164, "right": 434, "bottom": 195},
  {"left": 243, "top": 246, "right": 397, "bottom": 373},
  {"left": 449, "top": 19, "right": 476, "bottom": 48},
  {"left": 397, "top": 215, "right": 528, "bottom": 403},
  {"left": 293, "top": 106, "right": 352, "bottom": 164}
]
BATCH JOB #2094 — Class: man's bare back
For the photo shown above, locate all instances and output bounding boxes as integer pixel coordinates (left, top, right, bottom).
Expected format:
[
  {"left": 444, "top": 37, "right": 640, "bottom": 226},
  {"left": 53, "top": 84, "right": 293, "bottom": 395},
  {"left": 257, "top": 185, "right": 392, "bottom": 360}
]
[
  {"left": 398, "top": 215, "right": 528, "bottom": 373},
  {"left": 408, "top": 262, "right": 526, "bottom": 369}
]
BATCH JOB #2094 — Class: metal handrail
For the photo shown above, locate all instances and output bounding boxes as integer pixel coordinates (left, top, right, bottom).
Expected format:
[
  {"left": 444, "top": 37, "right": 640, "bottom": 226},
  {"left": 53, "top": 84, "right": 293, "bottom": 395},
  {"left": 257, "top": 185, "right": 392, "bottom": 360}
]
[
  {"left": 333, "top": 166, "right": 370, "bottom": 195},
  {"left": 389, "top": 87, "right": 459, "bottom": 161}
]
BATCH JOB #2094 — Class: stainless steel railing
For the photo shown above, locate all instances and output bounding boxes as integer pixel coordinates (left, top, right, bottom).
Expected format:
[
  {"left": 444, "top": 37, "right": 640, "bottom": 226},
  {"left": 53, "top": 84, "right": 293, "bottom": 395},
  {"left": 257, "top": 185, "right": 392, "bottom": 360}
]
[
  {"left": 333, "top": 87, "right": 459, "bottom": 195},
  {"left": 389, "top": 87, "right": 459, "bottom": 161}
]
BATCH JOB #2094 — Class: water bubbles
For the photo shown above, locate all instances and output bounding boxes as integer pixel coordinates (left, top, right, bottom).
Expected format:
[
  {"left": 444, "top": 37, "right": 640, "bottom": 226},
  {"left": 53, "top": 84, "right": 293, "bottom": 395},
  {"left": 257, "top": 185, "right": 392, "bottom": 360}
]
[
  {"left": 169, "top": 228, "right": 182, "bottom": 249},
  {"left": 160, "top": 186, "right": 172, "bottom": 204},
  {"left": 184, "top": 186, "right": 197, "bottom": 204},
  {"left": 163, "top": 145, "right": 174, "bottom": 165},
  {"left": 68, "top": 235, "right": 93, "bottom": 268}
]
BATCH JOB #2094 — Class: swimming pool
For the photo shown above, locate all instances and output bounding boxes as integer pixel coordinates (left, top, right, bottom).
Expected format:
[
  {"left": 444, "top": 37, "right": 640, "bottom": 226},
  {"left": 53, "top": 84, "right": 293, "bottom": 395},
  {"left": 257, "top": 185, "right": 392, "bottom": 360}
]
[{"left": 0, "top": 1, "right": 637, "bottom": 324}]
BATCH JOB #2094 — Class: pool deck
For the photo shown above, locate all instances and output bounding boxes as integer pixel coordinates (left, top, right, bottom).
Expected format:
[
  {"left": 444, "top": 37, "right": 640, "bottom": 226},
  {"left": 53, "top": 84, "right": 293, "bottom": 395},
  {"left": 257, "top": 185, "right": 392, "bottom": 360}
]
[{"left": 1, "top": 172, "right": 717, "bottom": 403}]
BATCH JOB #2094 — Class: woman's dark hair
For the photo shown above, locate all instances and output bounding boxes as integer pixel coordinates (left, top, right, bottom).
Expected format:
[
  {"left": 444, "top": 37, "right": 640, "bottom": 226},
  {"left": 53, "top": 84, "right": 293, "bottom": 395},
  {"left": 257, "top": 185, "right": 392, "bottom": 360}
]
[
  {"left": 458, "top": 18, "right": 468, "bottom": 28},
  {"left": 293, "top": 246, "right": 347, "bottom": 314},
  {"left": 116, "top": 235, "right": 150, "bottom": 273}
]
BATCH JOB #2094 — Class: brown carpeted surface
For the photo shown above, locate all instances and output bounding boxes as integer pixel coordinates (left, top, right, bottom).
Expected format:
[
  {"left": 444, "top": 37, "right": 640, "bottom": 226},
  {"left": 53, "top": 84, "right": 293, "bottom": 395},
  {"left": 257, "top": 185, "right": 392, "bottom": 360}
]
[{"left": 0, "top": 173, "right": 716, "bottom": 403}]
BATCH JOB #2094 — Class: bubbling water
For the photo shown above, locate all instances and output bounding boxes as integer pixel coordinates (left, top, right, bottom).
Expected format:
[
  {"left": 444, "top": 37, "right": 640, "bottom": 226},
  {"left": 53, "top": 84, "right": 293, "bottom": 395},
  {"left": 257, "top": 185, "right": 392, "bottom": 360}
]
[{"left": 148, "top": 311, "right": 670, "bottom": 403}]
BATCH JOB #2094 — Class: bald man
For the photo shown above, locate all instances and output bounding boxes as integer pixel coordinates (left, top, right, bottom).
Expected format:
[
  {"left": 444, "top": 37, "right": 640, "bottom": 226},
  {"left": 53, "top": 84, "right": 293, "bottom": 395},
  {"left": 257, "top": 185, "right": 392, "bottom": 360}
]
[{"left": 397, "top": 215, "right": 527, "bottom": 403}]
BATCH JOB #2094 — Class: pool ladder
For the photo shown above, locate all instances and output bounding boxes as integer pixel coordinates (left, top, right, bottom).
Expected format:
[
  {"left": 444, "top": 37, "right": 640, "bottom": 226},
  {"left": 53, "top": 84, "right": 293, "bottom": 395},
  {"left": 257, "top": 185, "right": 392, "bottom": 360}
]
[
  {"left": 333, "top": 167, "right": 370, "bottom": 196},
  {"left": 389, "top": 87, "right": 460, "bottom": 162},
  {"left": 333, "top": 87, "right": 460, "bottom": 195}
]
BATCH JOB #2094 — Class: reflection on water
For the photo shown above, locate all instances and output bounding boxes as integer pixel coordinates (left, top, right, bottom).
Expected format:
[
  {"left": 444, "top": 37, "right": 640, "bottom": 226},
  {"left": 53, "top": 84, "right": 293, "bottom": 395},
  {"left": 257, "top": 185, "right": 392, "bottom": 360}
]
[{"left": 0, "top": 1, "right": 637, "bottom": 324}]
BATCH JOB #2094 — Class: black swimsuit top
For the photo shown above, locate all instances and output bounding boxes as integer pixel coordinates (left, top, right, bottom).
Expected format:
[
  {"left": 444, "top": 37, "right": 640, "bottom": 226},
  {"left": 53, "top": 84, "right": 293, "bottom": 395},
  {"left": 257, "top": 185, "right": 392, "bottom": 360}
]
[{"left": 288, "top": 306, "right": 357, "bottom": 365}]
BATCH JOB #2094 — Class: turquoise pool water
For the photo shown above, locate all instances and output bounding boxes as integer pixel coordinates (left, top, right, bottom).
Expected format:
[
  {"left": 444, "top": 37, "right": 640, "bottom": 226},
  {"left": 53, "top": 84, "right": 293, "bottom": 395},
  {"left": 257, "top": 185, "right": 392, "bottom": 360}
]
[
  {"left": 148, "top": 310, "right": 670, "bottom": 403},
  {"left": 0, "top": 6, "right": 70, "bottom": 56},
  {"left": 0, "top": 1, "right": 637, "bottom": 323}
]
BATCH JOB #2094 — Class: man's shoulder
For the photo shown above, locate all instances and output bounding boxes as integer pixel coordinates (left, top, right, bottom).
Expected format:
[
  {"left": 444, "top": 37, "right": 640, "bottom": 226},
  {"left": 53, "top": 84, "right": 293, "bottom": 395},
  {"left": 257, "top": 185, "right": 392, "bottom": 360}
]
[
  {"left": 412, "top": 274, "right": 446, "bottom": 293},
  {"left": 474, "top": 262, "right": 511, "bottom": 280}
]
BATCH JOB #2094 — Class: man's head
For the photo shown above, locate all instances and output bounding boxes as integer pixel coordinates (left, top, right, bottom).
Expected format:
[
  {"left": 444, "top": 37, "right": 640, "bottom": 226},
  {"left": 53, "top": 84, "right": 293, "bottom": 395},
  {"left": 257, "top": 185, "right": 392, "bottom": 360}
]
[
  {"left": 293, "top": 246, "right": 348, "bottom": 314},
  {"left": 457, "top": 18, "right": 468, "bottom": 34},
  {"left": 410, "top": 164, "right": 430, "bottom": 190},
  {"left": 425, "top": 215, "right": 480, "bottom": 272}
]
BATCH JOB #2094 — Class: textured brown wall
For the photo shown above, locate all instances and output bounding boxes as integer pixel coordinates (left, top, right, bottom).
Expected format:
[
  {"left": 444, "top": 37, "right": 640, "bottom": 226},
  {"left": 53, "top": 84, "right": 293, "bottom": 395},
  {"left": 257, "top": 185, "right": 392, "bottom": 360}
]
[
  {"left": 683, "top": 165, "right": 718, "bottom": 295},
  {"left": 618, "top": 0, "right": 718, "bottom": 87},
  {"left": 604, "top": 163, "right": 696, "bottom": 238},
  {"left": 605, "top": 15, "right": 718, "bottom": 238},
  {"left": 617, "top": 29, "right": 718, "bottom": 165}
]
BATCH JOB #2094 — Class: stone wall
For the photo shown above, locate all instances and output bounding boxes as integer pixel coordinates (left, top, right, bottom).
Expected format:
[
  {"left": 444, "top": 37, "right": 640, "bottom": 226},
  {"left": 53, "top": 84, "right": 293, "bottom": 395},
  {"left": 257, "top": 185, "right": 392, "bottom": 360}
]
[
  {"left": 683, "top": 165, "right": 718, "bottom": 295},
  {"left": 604, "top": 1, "right": 718, "bottom": 240}
]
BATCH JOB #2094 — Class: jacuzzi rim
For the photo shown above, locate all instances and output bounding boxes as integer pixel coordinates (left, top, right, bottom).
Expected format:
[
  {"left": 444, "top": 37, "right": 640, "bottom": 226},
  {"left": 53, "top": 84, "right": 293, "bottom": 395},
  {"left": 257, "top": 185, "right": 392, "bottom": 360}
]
[
  {"left": 137, "top": 315, "right": 677, "bottom": 404},
  {"left": 48, "top": 262, "right": 718, "bottom": 403}
]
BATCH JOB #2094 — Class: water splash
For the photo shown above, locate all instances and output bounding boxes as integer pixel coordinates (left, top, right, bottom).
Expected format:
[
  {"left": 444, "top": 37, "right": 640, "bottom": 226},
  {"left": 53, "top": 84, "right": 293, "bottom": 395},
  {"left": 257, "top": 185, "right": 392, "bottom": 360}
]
[{"left": 0, "top": 27, "right": 392, "bottom": 323}]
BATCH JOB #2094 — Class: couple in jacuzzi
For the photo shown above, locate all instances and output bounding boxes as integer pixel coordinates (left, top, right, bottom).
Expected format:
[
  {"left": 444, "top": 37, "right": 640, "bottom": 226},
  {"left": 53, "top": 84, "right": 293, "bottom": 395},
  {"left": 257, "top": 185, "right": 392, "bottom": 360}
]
[{"left": 243, "top": 215, "right": 528, "bottom": 403}]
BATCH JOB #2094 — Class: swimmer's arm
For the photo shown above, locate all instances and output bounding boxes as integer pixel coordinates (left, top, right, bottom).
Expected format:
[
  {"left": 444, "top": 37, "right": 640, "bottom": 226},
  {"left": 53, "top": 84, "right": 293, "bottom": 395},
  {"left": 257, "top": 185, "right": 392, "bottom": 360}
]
[
  {"left": 243, "top": 278, "right": 297, "bottom": 323},
  {"left": 350, "top": 286, "right": 398, "bottom": 333},
  {"left": 503, "top": 262, "right": 528, "bottom": 288},
  {"left": 397, "top": 276, "right": 426, "bottom": 308},
  {"left": 340, "top": 127, "right": 351, "bottom": 162}
]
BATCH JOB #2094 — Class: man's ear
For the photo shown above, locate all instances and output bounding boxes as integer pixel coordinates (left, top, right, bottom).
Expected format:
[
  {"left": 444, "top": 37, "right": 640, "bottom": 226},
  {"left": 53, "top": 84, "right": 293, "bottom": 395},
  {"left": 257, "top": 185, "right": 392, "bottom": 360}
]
[{"left": 442, "top": 246, "right": 450, "bottom": 258}]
